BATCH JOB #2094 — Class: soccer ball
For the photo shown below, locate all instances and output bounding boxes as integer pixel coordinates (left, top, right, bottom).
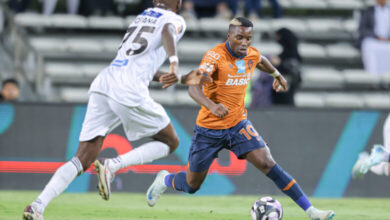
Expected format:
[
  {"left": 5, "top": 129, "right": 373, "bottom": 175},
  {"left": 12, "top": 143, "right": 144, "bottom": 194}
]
[{"left": 251, "top": 196, "right": 283, "bottom": 220}]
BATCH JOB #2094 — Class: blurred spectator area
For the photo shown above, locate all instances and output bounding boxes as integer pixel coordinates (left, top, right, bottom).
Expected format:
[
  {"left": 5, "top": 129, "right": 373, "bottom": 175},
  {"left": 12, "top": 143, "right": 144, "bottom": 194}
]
[{"left": 1, "top": 0, "right": 390, "bottom": 108}]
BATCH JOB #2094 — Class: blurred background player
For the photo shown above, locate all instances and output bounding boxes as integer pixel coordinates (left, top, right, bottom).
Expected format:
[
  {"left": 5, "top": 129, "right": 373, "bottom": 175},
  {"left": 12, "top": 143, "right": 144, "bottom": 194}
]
[
  {"left": 146, "top": 17, "right": 335, "bottom": 220},
  {"left": 359, "top": 0, "right": 390, "bottom": 75},
  {"left": 0, "top": 78, "right": 20, "bottom": 102},
  {"left": 43, "top": 0, "right": 79, "bottom": 15},
  {"left": 352, "top": 112, "right": 390, "bottom": 179},
  {"left": 22, "top": 0, "right": 208, "bottom": 219}
]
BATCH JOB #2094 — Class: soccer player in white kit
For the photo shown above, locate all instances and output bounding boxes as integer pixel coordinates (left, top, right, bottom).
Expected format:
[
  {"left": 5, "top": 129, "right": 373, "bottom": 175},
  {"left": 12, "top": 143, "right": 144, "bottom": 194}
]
[
  {"left": 23, "top": 0, "right": 206, "bottom": 219},
  {"left": 352, "top": 113, "right": 390, "bottom": 179}
]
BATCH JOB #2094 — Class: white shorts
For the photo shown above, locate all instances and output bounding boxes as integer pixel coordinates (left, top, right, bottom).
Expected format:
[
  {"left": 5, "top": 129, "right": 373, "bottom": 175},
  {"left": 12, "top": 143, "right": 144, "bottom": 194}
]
[{"left": 79, "top": 92, "right": 171, "bottom": 142}]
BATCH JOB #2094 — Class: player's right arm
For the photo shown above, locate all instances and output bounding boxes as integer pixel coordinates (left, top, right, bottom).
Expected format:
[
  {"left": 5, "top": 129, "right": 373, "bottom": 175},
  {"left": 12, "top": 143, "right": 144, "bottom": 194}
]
[
  {"left": 188, "top": 47, "right": 228, "bottom": 118},
  {"left": 188, "top": 84, "right": 228, "bottom": 118}
]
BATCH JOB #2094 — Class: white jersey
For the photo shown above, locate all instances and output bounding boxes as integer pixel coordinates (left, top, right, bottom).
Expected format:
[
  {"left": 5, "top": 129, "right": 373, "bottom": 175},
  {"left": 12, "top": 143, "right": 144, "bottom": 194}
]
[{"left": 89, "top": 7, "right": 186, "bottom": 106}]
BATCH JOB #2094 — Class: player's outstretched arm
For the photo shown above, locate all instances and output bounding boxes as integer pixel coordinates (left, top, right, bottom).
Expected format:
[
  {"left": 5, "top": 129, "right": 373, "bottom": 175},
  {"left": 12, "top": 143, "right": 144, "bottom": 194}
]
[
  {"left": 153, "top": 69, "right": 212, "bottom": 88},
  {"left": 161, "top": 23, "right": 179, "bottom": 89},
  {"left": 188, "top": 84, "right": 228, "bottom": 118},
  {"left": 181, "top": 70, "right": 213, "bottom": 86},
  {"left": 256, "top": 55, "right": 288, "bottom": 92},
  {"left": 153, "top": 70, "right": 178, "bottom": 87}
]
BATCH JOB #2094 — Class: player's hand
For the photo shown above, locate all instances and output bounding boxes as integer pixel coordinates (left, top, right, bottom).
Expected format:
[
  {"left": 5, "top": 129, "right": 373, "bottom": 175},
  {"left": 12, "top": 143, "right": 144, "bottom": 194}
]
[
  {"left": 210, "top": 103, "right": 228, "bottom": 118},
  {"left": 160, "top": 62, "right": 179, "bottom": 89},
  {"left": 273, "top": 75, "right": 288, "bottom": 92},
  {"left": 181, "top": 70, "right": 213, "bottom": 85}
]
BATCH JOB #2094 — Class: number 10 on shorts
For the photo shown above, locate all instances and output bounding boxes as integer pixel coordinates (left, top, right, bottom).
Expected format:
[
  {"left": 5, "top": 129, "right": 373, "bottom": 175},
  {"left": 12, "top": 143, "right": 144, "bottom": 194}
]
[{"left": 239, "top": 124, "right": 261, "bottom": 141}]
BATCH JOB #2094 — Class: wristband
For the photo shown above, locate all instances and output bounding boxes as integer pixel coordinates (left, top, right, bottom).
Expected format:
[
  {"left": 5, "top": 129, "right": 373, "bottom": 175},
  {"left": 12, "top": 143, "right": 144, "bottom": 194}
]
[
  {"left": 169, "top": 56, "right": 179, "bottom": 64},
  {"left": 270, "top": 70, "right": 281, "bottom": 77}
]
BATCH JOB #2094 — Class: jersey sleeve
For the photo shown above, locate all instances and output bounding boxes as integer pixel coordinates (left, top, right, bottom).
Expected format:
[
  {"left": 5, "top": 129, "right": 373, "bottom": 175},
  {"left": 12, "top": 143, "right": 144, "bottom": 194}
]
[
  {"left": 198, "top": 49, "right": 222, "bottom": 76},
  {"left": 252, "top": 47, "right": 262, "bottom": 64},
  {"left": 164, "top": 15, "right": 186, "bottom": 42}
]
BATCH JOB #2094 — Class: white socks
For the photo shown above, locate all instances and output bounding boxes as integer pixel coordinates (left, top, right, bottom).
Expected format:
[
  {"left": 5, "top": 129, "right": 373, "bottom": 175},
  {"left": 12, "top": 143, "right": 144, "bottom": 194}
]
[
  {"left": 33, "top": 157, "right": 83, "bottom": 214},
  {"left": 107, "top": 141, "right": 170, "bottom": 173}
]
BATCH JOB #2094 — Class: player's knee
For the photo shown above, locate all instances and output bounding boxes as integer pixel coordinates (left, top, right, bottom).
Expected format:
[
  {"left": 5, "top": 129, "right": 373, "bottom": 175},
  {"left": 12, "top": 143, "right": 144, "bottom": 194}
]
[
  {"left": 187, "top": 179, "right": 202, "bottom": 192},
  {"left": 187, "top": 186, "right": 199, "bottom": 194},
  {"left": 258, "top": 159, "right": 276, "bottom": 173},
  {"left": 186, "top": 181, "right": 200, "bottom": 194},
  {"left": 167, "top": 135, "right": 179, "bottom": 153}
]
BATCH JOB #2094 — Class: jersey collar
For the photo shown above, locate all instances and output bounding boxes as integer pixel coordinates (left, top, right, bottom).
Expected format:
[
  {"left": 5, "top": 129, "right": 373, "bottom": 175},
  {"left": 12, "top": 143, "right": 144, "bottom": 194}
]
[{"left": 225, "top": 41, "right": 247, "bottom": 60}]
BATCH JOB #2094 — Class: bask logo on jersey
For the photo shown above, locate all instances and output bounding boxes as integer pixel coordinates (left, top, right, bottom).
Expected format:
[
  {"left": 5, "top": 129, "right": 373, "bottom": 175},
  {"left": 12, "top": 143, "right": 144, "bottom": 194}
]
[
  {"left": 225, "top": 60, "right": 250, "bottom": 86},
  {"left": 225, "top": 78, "right": 250, "bottom": 86}
]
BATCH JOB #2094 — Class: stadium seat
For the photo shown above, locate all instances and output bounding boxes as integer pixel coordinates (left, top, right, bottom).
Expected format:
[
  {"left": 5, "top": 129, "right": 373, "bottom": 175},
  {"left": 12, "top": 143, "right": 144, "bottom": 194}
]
[
  {"left": 299, "top": 43, "right": 327, "bottom": 58},
  {"left": 290, "top": 0, "right": 328, "bottom": 9},
  {"left": 343, "top": 69, "right": 380, "bottom": 87},
  {"left": 45, "top": 63, "right": 81, "bottom": 78},
  {"left": 254, "top": 42, "right": 282, "bottom": 56},
  {"left": 306, "top": 19, "right": 343, "bottom": 32},
  {"left": 178, "top": 40, "right": 219, "bottom": 60},
  {"left": 325, "top": 93, "right": 365, "bottom": 108},
  {"left": 301, "top": 68, "right": 344, "bottom": 89},
  {"left": 185, "top": 19, "right": 200, "bottom": 32},
  {"left": 253, "top": 19, "right": 271, "bottom": 33},
  {"left": 327, "top": 0, "right": 364, "bottom": 9},
  {"left": 102, "top": 38, "right": 121, "bottom": 53},
  {"left": 60, "top": 87, "right": 89, "bottom": 102},
  {"left": 199, "top": 18, "right": 229, "bottom": 33},
  {"left": 271, "top": 18, "right": 308, "bottom": 33},
  {"left": 277, "top": 0, "right": 293, "bottom": 8},
  {"left": 343, "top": 19, "right": 359, "bottom": 33},
  {"left": 326, "top": 43, "right": 360, "bottom": 58},
  {"left": 30, "top": 37, "right": 67, "bottom": 53},
  {"left": 14, "top": 13, "right": 51, "bottom": 27},
  {"left": 82, "top": 64, "right": 106, "bottom": 78},
  {"left": 363, "top": 93, "right": 390, "bottom": 109},
  {"left": 381, "top": 74, "right": 390, "bottom": 84},
  {"left": 50, "top": 14, "right": 88, "bottom": 28},
  {"left": 66, "top": 38, "right": 103, "bottom": 53},
  {"left": 88, "top": 16, "right": 125, "bottom": 29},
  {"left": 294, "top": 92, "right": 326, "bottom": 107}
]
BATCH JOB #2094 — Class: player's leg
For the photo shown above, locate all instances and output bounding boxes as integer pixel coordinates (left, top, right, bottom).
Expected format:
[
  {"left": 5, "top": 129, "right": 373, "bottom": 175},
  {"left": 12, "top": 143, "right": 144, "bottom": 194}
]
[
  {"left": 101, "top": 98, "right": 178, "bottom": 173},
  {"left": 102, "top": 123, "right": 178, "bottom": 174},
  {"left": 23, "top": 93, "right": 119, "bottom": 219},
  {"left": 353, "top": 114, "right": 390, "bottom": 178},
  {"left": 245, "top": 148, "right": 334, "bottom": 220},
  {"left": 370, "top": 113, "right": 390, "bottom": 176},
  {"left": 95, "top": 98, "right": 178, "bottom": 200},
  {"left": 146, "top": 125, "right": 224, "bottom": 206},
  {"left": 146, "top": 168, "right": 209, "bottom": 207},
  {"left": 23, "top": 137, "right": 104, "bottom": 220},
  {"left": 230, "top": 120, "right": 333, "bottom": 220}
]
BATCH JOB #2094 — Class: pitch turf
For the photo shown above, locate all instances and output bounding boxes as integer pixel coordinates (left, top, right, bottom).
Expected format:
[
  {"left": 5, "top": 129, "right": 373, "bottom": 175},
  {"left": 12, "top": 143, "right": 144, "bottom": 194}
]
[{"left": 2, "top": 191, "right": 390, "bottom": 220}]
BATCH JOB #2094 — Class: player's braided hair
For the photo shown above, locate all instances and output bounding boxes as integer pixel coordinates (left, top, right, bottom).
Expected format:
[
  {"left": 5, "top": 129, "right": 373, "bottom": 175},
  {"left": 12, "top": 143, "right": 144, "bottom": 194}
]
[{"left": 229, "top": 17, "right": 253, "bottom": 31}]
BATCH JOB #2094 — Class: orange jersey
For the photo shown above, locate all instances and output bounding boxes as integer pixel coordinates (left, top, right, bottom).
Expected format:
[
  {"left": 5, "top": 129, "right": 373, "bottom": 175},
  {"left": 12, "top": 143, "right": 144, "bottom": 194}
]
[{"left": 196, "top": 42, "right": 261, "bottom": 129}]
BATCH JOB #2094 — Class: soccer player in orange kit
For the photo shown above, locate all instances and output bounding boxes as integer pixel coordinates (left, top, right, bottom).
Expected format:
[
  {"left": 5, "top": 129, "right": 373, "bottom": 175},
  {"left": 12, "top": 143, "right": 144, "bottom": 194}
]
[{"left": 146, "top": 17, "right": 335, "bottom": 220}]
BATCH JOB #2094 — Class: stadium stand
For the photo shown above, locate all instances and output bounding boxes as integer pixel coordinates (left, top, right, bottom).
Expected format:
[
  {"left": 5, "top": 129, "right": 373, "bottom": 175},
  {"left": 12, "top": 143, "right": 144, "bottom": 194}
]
[{"left": 0, "top": 0, "right": 389, "bottom": 108}]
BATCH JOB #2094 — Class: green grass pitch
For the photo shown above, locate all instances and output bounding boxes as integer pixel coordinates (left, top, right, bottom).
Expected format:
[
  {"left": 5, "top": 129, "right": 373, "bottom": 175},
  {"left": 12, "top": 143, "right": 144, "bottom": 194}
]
[{"left": 1, "top": 190, "right": 390, "bottom": 220}]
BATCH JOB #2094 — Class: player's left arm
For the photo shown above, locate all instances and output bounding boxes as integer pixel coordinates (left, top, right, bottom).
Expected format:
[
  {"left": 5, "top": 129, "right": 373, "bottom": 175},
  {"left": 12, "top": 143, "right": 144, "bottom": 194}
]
[
  {"left": 256, "top": 55, "right": 288, "bottom": 92},
  {"left": 159, "top": 23, "right": 179, "bottom": 89},
  {"left": 154, "top": 69, "right": 212, "bottom": 86}
]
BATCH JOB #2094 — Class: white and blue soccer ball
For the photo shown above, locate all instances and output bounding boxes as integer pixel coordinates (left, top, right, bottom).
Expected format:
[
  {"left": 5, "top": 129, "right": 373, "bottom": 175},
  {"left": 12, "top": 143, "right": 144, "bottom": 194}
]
[{"left": 251, "top": 196, "right": 283, "bottom": 220}]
